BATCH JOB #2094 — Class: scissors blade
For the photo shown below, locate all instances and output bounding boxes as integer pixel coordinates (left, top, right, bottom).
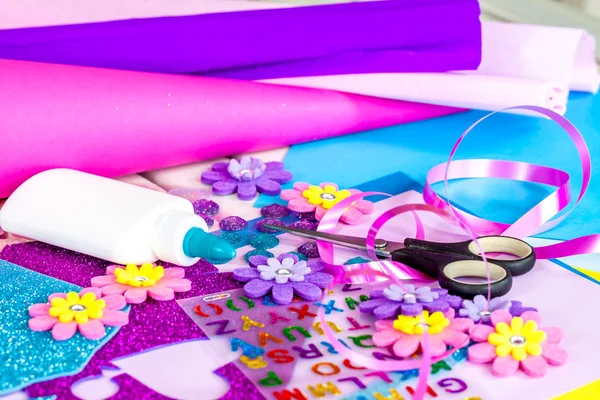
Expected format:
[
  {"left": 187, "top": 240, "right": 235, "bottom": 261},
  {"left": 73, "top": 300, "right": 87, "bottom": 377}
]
[{"left": 263, "top": 224, "right": 393, "bottom": 258}]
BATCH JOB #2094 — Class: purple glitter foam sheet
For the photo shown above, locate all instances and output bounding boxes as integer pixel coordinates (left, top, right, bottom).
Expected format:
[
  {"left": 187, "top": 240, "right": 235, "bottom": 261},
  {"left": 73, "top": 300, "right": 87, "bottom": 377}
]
[{"left": 0, "top": 241, "right": 262, "bottom": 399}]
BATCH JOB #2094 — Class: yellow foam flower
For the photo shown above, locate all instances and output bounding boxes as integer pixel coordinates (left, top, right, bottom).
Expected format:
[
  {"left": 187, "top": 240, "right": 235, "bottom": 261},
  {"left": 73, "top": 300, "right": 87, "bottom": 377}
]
[
  {"left": 302, "top": 185, "right": 351, "bottom": 210},
  {"left": 487, "top": 317, "right": 547, "bottom": 361},
  {"left": 393, "top": 310, "right": 450, "bottom": 335},
  {"left": 49, "top": 291, "right": 106, "bottom": 324},
  {"left": 114, "top": 263, "right": 165, "bottom": 288}
]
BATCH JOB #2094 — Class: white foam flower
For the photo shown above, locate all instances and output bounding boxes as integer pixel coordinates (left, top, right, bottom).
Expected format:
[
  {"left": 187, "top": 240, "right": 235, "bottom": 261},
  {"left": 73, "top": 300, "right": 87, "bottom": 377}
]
[{"left": 257, "top": 257, "right": 311, "bottom": 284}]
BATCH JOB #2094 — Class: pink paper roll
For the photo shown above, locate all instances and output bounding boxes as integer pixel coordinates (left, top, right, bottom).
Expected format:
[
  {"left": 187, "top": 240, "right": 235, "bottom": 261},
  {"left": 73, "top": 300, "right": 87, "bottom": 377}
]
[{"left": 0, "top": 59, "right": 462, "bottom": 198}]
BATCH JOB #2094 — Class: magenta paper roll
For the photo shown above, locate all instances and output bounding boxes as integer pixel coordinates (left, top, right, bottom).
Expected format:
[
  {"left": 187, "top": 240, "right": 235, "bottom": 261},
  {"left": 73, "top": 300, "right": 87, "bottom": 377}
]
[{"left": 0, "top": 59, "right": 463, "bottom": 198}]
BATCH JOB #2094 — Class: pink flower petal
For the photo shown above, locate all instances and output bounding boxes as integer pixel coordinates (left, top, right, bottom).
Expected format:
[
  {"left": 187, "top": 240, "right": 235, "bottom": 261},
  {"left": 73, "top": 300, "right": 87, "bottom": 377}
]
[
  {"left": 426, "top": 335, "right": 448, "bottom": 357},
  {"left": 468, "top": 342, "right": 497, "bottom": 363},
  {"left": 315, "top": 206, "right": 328, "bottom": 221},
  {"left": 375, "top": 320, "right": 394, "bottom": 331},
  {"left": 124, "top": 287, "right": 148, "bottom": 304},
  {"left": 99, "top": 309, "right": 129, "bottom": 326},
  {"left": 340, "top": 207, "right": 365, "bottom": 225},
  {"left": 281, "top": 189, "right": 303, "bottom": 200},
  {"left": 163, "top": 267, "right": 185, "bottom": 279},
  {"left": 352, "top": 200, "right": 374, "bottom": 214},
  {"left": 103, "top": 294, "right": 127, "bottom": 310},
  {"left": 78, "top": 320, "right": 106, "bottom": 340},
  {"left": 520, "top": 311, "right": 541, "bottom": 325},
  {"left": 101, "top": 283, "right": 128, "bottom": 296},
  {"left": 543, "top": 326, "right": 565, "bottom": 345},
  {"left": 48, "top": 293, "right": 66, "bottom": 301},
  {"left": 29, "top": 303, "right": 51, "bottom": 317},
  {"left": 106, "top": 265, "right": 119, "bottom": 274},
  {"left": 29, "top": 315, "right": 58, "bottom": 331},
  {"left": 147, "top": 284, "right": 175, "bottom": 301},
  {"left": 161, "top": 278, "right": 191, "bottom": 292},
  {"left": 91, "top": 275, "right": 117, "bottom": 287},
  {"left": 490, "top": 309, "right": 512, "bottom": 326},
  {"left": 392, "top": 334, "right": 421, "bottom": 357},
  {"left": 80, "top": 287, "right": 102, "bottom": 297},
  {"left": 449, "top": 317, "right": 474, "bottom": 332},
  {"left": 440, "top": 330, "right": 469, "bottom": 349},
  {"left": 52, "top": 321, "right": 78, "bottom": 341},
  {"left": 444, "top": 308, "right": 456, "bottom": 319},
  {"left": 520, "top": 355, "right": 549, "bottom": 378},
  {"left": 293, "top": 182, "right": 311, "bottom": 191},
  {"left": 470, "top": 324, "right": 495, "bottom": 342},
  {"left": 541, "top": 343, "right": 568, "bottom": 366},
  {"left": 492, "top": 356, "right": 519, "bottom": 377},
  {"left": 373, "top": 329, "right": 405, "bottom": 347},
  {"left": 288, "top": 198, "right": 316, "bottom": 213}
]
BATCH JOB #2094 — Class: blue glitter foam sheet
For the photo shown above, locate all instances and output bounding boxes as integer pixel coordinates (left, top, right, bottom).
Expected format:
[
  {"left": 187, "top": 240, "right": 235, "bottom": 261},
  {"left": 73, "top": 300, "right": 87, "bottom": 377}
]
[{"left": 0, "top": 260, "right": 126, "bottom": 396}]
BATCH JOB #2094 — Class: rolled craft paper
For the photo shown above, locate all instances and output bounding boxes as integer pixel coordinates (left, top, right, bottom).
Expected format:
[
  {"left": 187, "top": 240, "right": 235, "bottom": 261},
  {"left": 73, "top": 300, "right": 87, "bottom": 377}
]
[
  {"left": 0, "top": 59, "right": 464, "bottom": 198},
  {"left": 261, "top": 74, "right": 569, "bottom": 115},
  {"left": 472, "top": 22, "right": 599, "bottom": 94},
  {"left": 0, "top": 0, "right": 482, "bottom": 79}
]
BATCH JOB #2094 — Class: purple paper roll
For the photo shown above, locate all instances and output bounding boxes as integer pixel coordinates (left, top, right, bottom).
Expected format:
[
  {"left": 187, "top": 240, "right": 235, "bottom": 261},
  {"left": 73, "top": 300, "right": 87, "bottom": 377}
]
[{"left": 0, "top": 0, "right": 482, "bottom": 79}]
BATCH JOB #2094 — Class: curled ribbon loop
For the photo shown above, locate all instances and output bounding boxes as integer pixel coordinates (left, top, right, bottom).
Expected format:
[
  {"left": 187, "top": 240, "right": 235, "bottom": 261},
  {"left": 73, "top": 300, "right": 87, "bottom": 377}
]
[{"left": 315, "top": 105, "right": 593, "bottom": 400}]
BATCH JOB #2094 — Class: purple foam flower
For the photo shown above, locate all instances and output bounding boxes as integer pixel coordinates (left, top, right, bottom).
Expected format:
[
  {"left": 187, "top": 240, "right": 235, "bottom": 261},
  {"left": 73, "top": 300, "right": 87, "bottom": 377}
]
[
  {"left": 233, "top": 253, "right": 333, "bottom": 305},
  {"left": 201, "top": 156, "right": 293, "bottom": 200},
  {"left": 509, "top": 300, "right": 537, "bottom": 317},
  {"left": 360, "top": 285, "right": 462, "bottom": 319},
  {"left": 458, "top": 295, "right": 511, "bottom": 323}
]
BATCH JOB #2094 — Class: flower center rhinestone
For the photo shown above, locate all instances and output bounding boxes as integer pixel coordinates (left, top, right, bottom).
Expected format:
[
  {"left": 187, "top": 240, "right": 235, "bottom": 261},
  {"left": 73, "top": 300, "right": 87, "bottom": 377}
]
[
  {"left": 240, "top": 169, "right": 252, "bottom": 176},
  {"left": 478, "top": 310, "right": 491, "bottom": 320},
  {"left": 510, "top": 335, "right": 526, "bottom": 346},
  {"left": 416, "top": 323, "right": 430, "bottom": 330},
  {"left": 404, "top": 293, "right": 416, "bottom": 301},
  {"left": 69, "top": 304, "right": 87, "bottom": 312},
  {"left": 133, "top": 276, "right": 149, "bottom": 282},
  {"left": 276, "top": 268, "right": 293, "bottom": 276},
  {"left": 320, "top": 193, "right": 336, "bottom": 200}
]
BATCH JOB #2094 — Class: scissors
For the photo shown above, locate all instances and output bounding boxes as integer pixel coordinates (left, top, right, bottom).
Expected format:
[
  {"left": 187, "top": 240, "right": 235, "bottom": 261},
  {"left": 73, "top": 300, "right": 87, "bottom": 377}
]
[{"left": 264, "top": 225, "right": 536, "bottom": 298}]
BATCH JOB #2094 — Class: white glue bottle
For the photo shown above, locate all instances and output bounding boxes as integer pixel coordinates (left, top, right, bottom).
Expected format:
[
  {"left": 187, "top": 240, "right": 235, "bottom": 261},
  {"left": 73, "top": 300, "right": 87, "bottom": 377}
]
[{"left": 0, "top": 169, "right": 235, "bottom": 266}]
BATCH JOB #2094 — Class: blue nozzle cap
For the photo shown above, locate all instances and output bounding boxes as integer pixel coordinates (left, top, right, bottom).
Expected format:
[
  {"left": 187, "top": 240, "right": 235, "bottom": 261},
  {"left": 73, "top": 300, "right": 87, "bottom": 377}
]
[{"left": 183, "top": 227, "right": 236, "bottom": 262}]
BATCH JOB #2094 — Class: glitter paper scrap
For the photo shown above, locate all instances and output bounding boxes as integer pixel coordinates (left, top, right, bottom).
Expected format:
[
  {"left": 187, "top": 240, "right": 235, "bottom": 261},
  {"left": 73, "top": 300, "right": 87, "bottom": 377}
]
[
  {"left": 0, "top": 241, "right": 241, "bottom": 399},
  {"left": 249, "top": 234, "right": 280, "bottom": 250},
  {"left": 297, "top": 242, "right": 320, "bottom": 258},
  {"left": 222, "top": 232, "right": 245, "bottom": 247},
  {"left": 0, "top": 260, "right": 125, "bottom": 395},
  {"left": 261, "top": 203, "right": 290, "bottom": 219},
  {"left": 255, "top": 218, "right": 285, "bottom": 233},
  {"left": 244, "top": 249, "right": 274, "bottom": 264},
  {"left": 289, "top": 220, "right": 317, "bottom": 230},
  {"left": 192, "top": 199, "right": 220, "bottom": 216},
  {"left": 220, "top": 216, "right": 249, "bottom": 232}
]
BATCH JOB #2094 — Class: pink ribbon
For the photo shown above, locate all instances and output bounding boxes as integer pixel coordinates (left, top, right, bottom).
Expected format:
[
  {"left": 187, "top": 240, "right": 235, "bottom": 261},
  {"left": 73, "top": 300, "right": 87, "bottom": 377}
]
[{"left": 314, "top": 106, "right": 594, "bottom": 399}]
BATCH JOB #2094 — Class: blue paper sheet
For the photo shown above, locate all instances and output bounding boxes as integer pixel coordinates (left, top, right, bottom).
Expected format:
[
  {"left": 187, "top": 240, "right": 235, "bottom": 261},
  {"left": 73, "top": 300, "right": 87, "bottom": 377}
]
[{"left": 257, "top": 92, "right": 600, "bottom": 241}]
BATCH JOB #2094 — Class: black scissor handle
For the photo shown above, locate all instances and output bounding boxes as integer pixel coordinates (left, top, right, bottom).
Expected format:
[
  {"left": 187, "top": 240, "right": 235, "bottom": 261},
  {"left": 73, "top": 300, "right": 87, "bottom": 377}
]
[
  {"left": 439, "top": 259, "right": 513, "bottom": 298},
  {"left": 464, "top": 235, "right": 536, "bottom": 276},
  {"left": 404, "top": 235, "right": 536, "bottom": 276}
]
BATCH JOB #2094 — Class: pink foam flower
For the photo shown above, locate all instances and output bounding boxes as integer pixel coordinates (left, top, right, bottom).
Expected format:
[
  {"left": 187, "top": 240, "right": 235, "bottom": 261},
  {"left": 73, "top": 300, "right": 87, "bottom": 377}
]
[
  {"left": 28, "top": 288, "right": 128, "bottom": 341},
  {"left": 280, "top": 182, "right": 373, "bottom": 225},
  {"left": 372, "top": 309, "right": 474, "bottom": 357},
  {"left": 91, "top": 263, "right": 191, "bottom": 304},
  {"left": 468, "top": 310, "right": 567, "bottom": 378}
]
